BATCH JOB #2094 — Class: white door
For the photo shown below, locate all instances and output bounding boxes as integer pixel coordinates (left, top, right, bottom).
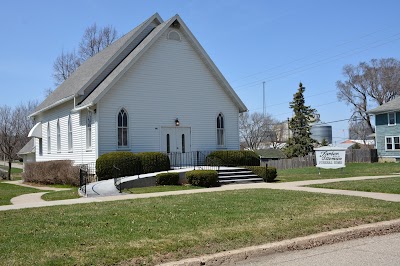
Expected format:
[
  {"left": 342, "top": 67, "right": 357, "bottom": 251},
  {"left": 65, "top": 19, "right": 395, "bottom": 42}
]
[{"left": 161, "top": 127, "right": 191, "bottom": 167}]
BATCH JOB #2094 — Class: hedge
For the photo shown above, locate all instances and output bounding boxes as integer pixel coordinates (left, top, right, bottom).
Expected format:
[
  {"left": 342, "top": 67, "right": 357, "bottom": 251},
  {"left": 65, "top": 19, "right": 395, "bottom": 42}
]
[
  {"left": 186, "top": 170, "right": 219, "bottom": 187},
  {"left": 245, "top": 166, "right": 277, "bottom": 182},
  {"left": 137, "top": 152, "right": 170, "bottom": 174},
  {"left": 96, "top": 152, "right": 141, "bottom": 180},
  {"left": 96, "top": 151, "right": 171, "bottom": 180},
  {"left": 155, "top": 172, "right": 180, "bottom": 185},
  {"left": 206, "top": 150, "right": 260, "bottom": 166},
  {"left": 23, "top": 160, "right": 80, "bottom": 186}
]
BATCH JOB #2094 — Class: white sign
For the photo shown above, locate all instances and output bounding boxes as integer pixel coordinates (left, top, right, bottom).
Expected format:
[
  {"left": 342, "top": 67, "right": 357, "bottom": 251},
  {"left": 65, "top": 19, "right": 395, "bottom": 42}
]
[{"left": 314, "top": 147, "right": 346, "bottom": 169}]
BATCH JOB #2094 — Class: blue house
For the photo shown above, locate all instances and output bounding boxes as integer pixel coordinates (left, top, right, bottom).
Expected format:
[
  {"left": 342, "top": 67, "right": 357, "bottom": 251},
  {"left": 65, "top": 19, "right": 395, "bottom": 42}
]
[{"left": 368, "top": 97, "right": 400, "bottom": 162}]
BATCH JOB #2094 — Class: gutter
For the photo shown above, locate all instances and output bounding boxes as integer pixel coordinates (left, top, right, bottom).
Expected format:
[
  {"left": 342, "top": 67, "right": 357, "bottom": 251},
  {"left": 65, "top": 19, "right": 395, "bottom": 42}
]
[{"left": 29, "top": 95, "right": 75, "bottom": 118}]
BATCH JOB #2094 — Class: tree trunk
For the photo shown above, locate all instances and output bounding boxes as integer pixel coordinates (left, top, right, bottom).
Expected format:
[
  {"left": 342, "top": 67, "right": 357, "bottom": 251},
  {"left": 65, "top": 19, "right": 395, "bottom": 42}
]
[{"left": 7, "top": 161, "right": 11, "bottom": 180}]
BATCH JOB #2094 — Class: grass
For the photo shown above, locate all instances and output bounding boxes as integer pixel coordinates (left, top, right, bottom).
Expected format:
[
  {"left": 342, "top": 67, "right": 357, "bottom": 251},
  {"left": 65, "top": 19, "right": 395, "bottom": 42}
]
[
  {"left": 308, "top": 176, "right": 400, "bottom": 194},
  {"left": 1, "top": 189, "right": 400, "bottom": 265},
  {"left": 277, "top": 162, "right": 400, "bottom": 182},
  {"left": 0, "top": 182, "right": 46, "bottom": 205},
  {"left": 0, "top": 166, "right": 23, "bottom": 174},
  {"left": 125, "top": 185, "right": 203, "bottom": 194},
  {"left": 41, "top": 189, "right": 81, "bottom": 201}
]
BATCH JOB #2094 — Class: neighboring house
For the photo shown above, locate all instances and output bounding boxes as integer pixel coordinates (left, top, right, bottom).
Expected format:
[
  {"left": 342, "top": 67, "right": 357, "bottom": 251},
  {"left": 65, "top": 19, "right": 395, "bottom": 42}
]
[
  {"left": 367, "top": 97, "right": 400, "bottom": 162},
  {"left": 255, "top": 149, "right": 286, "bottom": 161},
  {"left": 25, "top": 13, "right": 247, "bottom": 165}
]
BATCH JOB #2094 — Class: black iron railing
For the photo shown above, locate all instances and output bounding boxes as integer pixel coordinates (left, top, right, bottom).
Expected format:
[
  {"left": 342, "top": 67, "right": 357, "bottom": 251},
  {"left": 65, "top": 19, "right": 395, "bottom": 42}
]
[
  {"left": 113, "top": 165, "right": 122, "bottom": 193},
  {"left": 79, "top": 166, "right": 88, "bottom": 195}
]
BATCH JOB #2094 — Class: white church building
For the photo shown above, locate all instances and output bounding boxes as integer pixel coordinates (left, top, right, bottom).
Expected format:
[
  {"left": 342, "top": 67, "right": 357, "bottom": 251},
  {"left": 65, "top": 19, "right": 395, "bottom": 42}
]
[{"left": 25, "top": 13, "right": 247, "bottom": 165}]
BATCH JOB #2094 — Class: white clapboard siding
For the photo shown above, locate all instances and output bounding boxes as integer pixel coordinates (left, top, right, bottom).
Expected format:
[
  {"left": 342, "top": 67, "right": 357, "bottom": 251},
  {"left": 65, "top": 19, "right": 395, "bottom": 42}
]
[
  {"left": 98, "top": 26, "right": 240, "bottom": 155},
  {"left": 34, "top": 100, "right": 96, "bottom": 164}
]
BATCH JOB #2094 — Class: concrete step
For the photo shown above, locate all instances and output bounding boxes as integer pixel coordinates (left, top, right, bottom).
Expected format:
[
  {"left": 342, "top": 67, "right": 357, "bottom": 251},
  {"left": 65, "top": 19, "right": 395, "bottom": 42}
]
[
  {"left": 219, "top": 178, "right": 264, "bottom": 184},
  {"left": 218, "top": 171, "right": 254, "bottom": 175},
  {"left": 218, "top": 174, "right": 259, "bottom": 180}
]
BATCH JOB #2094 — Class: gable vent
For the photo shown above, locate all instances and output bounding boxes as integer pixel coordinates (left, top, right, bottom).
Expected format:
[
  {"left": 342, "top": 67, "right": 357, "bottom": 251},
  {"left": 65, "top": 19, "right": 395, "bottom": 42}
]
[{"left": 168, "top": 30, "right": 181, "bottom": 41}]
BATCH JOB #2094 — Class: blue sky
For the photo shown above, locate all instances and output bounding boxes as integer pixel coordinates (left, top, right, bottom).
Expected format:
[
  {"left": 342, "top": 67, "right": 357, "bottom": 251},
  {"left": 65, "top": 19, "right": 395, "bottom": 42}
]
[{"left": 1, "top": 0, "right": 399, "bottom": 143}]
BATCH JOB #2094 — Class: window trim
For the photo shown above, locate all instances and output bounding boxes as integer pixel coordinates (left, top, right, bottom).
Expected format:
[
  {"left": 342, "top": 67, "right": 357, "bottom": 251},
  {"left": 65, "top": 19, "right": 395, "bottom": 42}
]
[
  {"left": 47, "top": 122, "right": 51, "bottom": 154},
  {"left": 388, "top": 112, "right": 396, "bottom": 126},
  {"left": 86, "top": 111, "right": 92, "bottom": 150},
  {"left": 57, "top": 119, "right": 61, "bottom": 153},
  {"left": 167, "top": 30, "right": 181, "bottom": 41},
  {"left": 217, "top": 113, "right": 225, "bottom": 147},
  {"left": 68, "top": 115, "right": 73, "bottom": 152},
  {"left": 385, "top": 136, "right": 400, "bottom": 151},
  {"left": 117, "top": 108, "right": 129, "bottom": 149}
]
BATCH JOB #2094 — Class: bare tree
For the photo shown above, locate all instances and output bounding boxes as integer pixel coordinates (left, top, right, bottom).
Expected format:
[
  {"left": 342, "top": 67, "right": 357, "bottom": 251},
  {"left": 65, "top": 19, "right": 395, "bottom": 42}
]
[
  {"left": 0, "top": 101, "right": 37, "bottom": 179},
  {"left": 348, "top": 116, "right": 373, "bottom": 144},
  {"left": 239, "top": 112, "right": 277, "bottom": 150},
  {"left": 78, "top": 23, "right": 118, "bottom": 61},
  {"left": 53, "top": 23, "right": 118, "bottom": 85},
  {"left": 52, "top": 50, "right": 81, "bottom": 86},
  {"left": 337, "top": 58, "right": 400, "bottom": 133}
]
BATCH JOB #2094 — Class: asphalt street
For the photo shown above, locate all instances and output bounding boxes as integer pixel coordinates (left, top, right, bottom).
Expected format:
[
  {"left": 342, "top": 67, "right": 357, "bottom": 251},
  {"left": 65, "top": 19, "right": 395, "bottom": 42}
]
[{"left": 234, "top": 232, "right": 400, "bottom": 266}]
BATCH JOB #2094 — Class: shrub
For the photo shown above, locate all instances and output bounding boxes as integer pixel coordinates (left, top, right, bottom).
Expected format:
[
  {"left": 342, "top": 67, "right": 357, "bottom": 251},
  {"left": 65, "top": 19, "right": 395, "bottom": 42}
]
[
  {"left": 96, "top": 152, "right": 141, "bottom": 180},
  {"left": 245, "top": 166, "right": 277, "bottom": 182},
  {"left": 137, "top": 152, "right": 170, "bottom": 174},
  {"left": 206, "top": 150, "right": 260, "bottom": 167},
  {"left": 186, "top": 170, "right": 219, "bottom": 187},
  {"left": 23, "top": 160, "right": 80, "bottom": 186},
  {"left": 156, "top": 172, "right": 180, "bottom": 185}
]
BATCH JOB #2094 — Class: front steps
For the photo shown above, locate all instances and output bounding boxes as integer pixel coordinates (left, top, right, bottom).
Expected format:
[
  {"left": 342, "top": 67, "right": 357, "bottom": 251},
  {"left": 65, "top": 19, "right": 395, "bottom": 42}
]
[{"left": 218, "top": 168, "right": 263, "bottom": 184}]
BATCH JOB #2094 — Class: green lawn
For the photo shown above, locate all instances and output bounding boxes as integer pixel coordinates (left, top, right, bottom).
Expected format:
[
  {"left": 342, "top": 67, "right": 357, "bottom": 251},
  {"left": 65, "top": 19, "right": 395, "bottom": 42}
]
[
  {"left": 309, "top": 176, "right": 400, "bottom": 194},
  {"left": 1, "top": 189, "right": 400, "bottom": 265},
  {"left": 0, "top": 166, "right": 23, "bottom": 174},
  {"left": 42, "top": 189, "right": 81, "bottom": 201},
  {"left": 277, "top": 163, "right": 400, "bottom": 182},
  {"left": 0, "top": 182, "right": 46, "bottom": 205},
  {"left": 125, "top": 185, "right": 203, "bottom": 194}
]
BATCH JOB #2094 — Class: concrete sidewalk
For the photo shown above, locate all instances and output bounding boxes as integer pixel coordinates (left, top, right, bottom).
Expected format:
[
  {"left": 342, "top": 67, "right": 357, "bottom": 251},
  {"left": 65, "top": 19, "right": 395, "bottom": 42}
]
[{"left": 2, "top": 174, "right": 400, "bottom": 211}]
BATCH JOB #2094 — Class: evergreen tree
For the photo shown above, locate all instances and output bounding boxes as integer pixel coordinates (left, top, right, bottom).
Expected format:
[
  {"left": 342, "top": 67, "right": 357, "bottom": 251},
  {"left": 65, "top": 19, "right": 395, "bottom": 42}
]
[{"left": 284, "top": 83, "right": 317, "bottom": 158}]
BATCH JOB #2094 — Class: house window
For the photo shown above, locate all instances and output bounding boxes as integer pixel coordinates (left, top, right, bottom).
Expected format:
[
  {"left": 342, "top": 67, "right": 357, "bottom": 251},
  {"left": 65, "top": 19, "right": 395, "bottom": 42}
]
[
  {"left": 39, "top": 138, "right": 43, "bottom": 156},
  {"left": 68, "top": 115, "right": 73, "bottom": 152},
  {"left": 57, "top": 119, "right": 61, "bottom": 152},
  {"left": 118, "top": 109, "right": 128, "bottom": 147},
  {"left": 217, "top": 113, "right": 224, "bottom": 146},
  {"left": 166, "top": 134, "right": 170, "bottom": 153},
  {"left": 386, "top": 136, "right": 400, "bottom": 150},
  {"left": 47, "top": 122, "right": 51, "bottom": 153},
  {"left": 388, "top": 112, "right": 396, "bottom": 125},
  {"left": 86, "top": 111, "right": 92, "bottom": 150}
]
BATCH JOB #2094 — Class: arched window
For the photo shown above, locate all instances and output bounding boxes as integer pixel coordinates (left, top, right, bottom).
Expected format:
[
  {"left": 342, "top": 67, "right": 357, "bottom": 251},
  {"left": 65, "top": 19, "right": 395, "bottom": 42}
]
[
  {"left": 118, "top": 109, "right": 128, "bottom": 147},
  {"left": 68, "top": 115, "right": 73, "bottom": 151},
  {"left": 47, "top": 122, "right": 51, "bottom": 153},
  {"left": 57, "top": 119, "right": 61, "bottom": 152},
  {"left": 217, "top": 113, "right": 224, "bottom": 146},
  {"left": 86, "top": 111, "right": 92, "bottom": 149}
]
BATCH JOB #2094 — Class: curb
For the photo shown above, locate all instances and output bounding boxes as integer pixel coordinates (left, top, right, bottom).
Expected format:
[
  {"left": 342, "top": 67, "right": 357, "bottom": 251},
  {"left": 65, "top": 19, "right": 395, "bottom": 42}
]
[{"left": 159, "top": 219, "right": 400, "bottom": 266}]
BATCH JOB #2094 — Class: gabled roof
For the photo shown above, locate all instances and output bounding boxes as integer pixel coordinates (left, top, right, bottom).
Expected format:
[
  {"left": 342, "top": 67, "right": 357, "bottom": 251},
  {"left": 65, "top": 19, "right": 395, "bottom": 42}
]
[
  {"left": 367, "top": 96, "right": 400, "bottom": 114},
  {"left": 31, "top": 13, "right": 163, "bottom": 116},
  {"left": 31, "top": 13, "right": 247, "bottom": 116},
  {"left": 17, "top": 139, "right": 35, "bottom": 155}
]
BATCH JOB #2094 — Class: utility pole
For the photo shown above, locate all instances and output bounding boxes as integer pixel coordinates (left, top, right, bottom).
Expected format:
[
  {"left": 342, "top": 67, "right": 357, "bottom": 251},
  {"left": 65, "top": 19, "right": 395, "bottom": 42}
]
[{"left": 262, "top": 81, "right": 266, "bottom": 117}]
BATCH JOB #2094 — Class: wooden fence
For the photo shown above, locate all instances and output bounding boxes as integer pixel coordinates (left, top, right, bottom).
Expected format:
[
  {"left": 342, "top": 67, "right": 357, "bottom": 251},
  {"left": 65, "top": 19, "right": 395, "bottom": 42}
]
[
  {"left": 345, "top": 149, "right": 378, "bottom": 163},
  {"left": 262, "top": 149, "right": 378, "bottom": 170}
]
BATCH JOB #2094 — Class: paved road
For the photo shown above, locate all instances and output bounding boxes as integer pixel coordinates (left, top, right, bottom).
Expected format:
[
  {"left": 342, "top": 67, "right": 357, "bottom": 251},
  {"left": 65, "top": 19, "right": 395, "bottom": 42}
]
[{"left": 234, "top": 233, "right": 400, "bottom": 266}]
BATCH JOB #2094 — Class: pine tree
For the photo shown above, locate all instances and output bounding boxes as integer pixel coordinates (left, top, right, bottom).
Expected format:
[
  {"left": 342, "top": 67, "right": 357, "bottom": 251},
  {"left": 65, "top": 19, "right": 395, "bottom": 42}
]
[{"left": 284, "top": 83, "right": 317, "bottom": 158}]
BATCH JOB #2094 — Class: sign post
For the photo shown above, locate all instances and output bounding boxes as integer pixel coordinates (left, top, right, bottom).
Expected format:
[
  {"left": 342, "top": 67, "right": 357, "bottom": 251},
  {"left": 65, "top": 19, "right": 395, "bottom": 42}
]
[{"left": 314, "top": 146, "right": 347, "bottom": 173}]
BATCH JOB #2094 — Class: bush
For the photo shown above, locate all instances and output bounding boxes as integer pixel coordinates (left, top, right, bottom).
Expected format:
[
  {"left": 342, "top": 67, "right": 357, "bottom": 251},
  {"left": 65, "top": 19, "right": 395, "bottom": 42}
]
[
  {"left": 186, "top": 170, "right": 219, "bottom": 187},
  {"left": 137, "top": 152, "right": 170, "bottom": 174},
  {"left": 245, "top": 166, "right": 277, "bottom": 182},
  {"left": 96, "top": 152, "right": 141, "bottom": 180},
  {"left": 156, "top": 172, "right": 180, "bottom": 185},
  {"left": 206, "top": 150, "right": 260, "bottom": 167},
  {"left": 23, "top": 160, "right": 80, "bottom": 186}
]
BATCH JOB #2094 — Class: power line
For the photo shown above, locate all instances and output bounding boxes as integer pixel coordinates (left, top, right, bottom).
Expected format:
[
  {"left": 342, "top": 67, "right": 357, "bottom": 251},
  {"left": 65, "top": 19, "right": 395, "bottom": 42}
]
[{"left": 233, "top": 32, "right": 400, "bottom": 91}]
